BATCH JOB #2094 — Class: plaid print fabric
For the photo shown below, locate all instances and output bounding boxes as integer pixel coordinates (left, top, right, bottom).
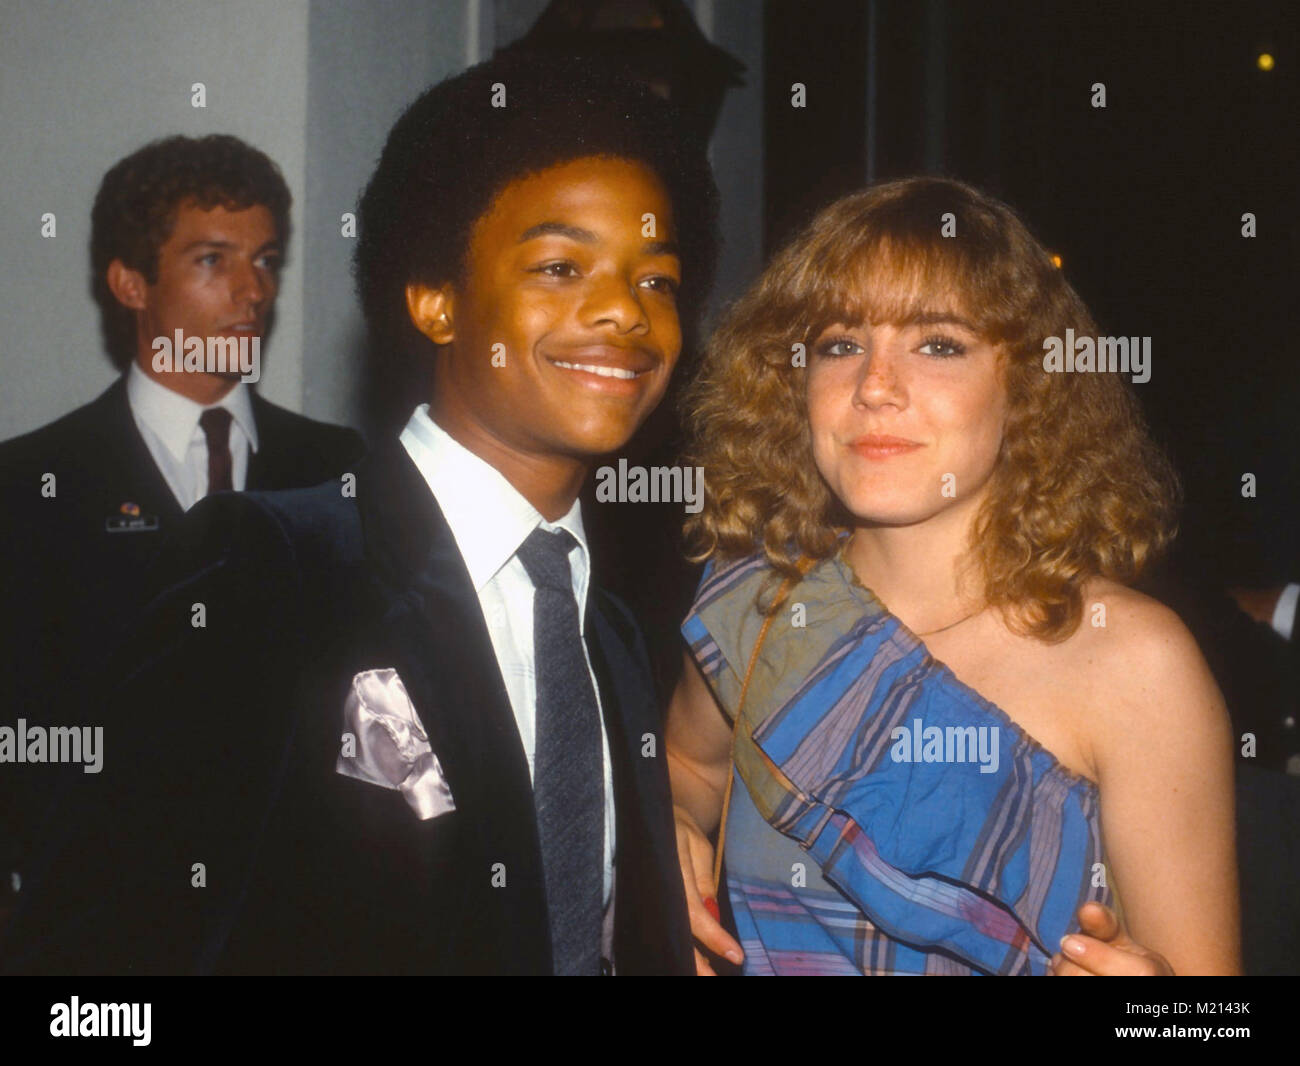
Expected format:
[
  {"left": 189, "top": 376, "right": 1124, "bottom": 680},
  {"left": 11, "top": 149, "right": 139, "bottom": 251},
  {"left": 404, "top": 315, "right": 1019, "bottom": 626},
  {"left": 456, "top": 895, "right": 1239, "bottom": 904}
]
[{"left": 682, "top": 551, "right": 1111, "bottom": 976}]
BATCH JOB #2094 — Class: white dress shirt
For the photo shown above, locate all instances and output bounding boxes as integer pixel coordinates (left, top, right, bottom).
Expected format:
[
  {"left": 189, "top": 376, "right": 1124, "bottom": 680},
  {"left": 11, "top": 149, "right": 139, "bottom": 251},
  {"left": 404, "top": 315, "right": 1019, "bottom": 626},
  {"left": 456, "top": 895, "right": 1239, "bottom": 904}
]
[
  {"left": 399, "top": 404, "right": 616, "bottom": 905},
  {"left": 126, "top": 361, "right": 257, "bottom": 511},
  {"left": 1272, "top": 583, "right": 1299, "bottom": 641}
]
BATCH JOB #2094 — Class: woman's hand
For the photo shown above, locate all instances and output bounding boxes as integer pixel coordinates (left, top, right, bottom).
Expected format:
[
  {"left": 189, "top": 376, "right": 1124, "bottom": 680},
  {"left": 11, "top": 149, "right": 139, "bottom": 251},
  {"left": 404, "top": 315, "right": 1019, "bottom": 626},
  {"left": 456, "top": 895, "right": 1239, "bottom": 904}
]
[
  {"left": 674, "top": 804, "right": 744, "bottom": 975},
  {"left": 1048, "top": 902, "right": 1175, "bottom": 975}
]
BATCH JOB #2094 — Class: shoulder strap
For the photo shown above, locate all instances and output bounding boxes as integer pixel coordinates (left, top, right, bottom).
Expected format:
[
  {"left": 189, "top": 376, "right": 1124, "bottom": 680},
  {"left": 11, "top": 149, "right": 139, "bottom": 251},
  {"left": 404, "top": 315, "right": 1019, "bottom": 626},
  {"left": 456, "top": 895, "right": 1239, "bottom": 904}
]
[{"left": 711, "top": 557, "right": 815, "bottom": 894}]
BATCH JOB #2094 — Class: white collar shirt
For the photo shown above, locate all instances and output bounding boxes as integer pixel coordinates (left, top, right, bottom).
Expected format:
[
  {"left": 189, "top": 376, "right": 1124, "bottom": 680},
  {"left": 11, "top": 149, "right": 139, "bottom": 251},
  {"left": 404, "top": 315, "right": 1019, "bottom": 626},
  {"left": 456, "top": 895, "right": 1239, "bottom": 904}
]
[
  {"left": 125, "top": 361, "right": 257, "bottom": 511},
  {"left": 399, "top": 404, "right": 616, "bottom": 907}
]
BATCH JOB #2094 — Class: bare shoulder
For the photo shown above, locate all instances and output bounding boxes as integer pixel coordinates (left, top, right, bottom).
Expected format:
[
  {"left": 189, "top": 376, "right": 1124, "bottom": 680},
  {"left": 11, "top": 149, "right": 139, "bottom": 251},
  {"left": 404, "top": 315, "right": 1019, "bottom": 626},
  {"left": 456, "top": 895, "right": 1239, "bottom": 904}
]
[
  {"left": 1074, "top": 578, "right": 1203, "bottom": 667},
  {"left": 1066, "top": 577, "right": 1229, "bottom": 758}
]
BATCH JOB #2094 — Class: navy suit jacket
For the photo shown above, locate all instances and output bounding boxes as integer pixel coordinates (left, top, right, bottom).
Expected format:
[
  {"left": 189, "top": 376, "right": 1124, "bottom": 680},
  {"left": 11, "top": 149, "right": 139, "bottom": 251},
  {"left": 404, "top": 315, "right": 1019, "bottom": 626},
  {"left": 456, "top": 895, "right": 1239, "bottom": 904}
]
[
  {"left": 0, "top": 377, "right": 364, "bottom": 897},
  {"left": 1, "top": 441, "right": 693, "bottom": 975}
]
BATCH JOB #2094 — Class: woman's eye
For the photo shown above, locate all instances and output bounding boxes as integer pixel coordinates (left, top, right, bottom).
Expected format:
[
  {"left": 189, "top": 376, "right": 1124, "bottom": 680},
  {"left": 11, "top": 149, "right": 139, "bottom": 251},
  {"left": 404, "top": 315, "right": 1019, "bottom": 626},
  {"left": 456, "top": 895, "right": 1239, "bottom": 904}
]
[
  {"left": 918, "top": 335, "right": 966, "bottom": 358},
  {"left": 815, "top": 336, "right": 863, "bottom": 357}
]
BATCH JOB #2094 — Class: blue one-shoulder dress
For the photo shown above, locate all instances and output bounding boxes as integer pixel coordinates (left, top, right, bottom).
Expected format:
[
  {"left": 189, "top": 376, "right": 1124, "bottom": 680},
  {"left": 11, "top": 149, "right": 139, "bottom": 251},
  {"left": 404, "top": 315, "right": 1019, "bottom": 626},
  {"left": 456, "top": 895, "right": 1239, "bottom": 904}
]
[{"left": 682, "top": 550, "right": 1112, "bottom": 975}]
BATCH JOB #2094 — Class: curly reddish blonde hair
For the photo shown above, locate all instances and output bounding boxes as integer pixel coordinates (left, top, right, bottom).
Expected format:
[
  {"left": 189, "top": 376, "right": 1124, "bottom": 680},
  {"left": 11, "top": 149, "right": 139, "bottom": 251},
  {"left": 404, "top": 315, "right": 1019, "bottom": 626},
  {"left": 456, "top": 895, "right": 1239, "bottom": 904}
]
[{"left": 684, "top": 177, "right": 1179, "bottom": 641}]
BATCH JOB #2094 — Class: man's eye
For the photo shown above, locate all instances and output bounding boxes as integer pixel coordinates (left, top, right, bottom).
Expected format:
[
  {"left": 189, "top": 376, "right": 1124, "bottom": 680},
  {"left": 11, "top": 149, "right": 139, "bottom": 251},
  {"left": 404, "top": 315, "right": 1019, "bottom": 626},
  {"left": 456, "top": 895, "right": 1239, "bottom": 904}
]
[
  {"left": 641, "top": 275, "right": 679, "bottom": 295},
  {"left": 257, "top": 255, "right": 282, "bottom": 272},
  {"left": 197, "top": 253, "right": 220, "bottom": 266},
  {"left": 531, "top": 261, "right": 580, "bottom": 278}
]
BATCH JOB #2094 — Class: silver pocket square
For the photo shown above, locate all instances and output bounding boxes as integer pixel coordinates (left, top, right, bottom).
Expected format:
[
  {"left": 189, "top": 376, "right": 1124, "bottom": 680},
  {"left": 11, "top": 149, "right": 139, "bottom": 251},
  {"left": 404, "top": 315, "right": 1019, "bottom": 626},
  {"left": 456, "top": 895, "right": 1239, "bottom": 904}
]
[{"left": 335, "top": 668, "right": 456, "bottom": 820}]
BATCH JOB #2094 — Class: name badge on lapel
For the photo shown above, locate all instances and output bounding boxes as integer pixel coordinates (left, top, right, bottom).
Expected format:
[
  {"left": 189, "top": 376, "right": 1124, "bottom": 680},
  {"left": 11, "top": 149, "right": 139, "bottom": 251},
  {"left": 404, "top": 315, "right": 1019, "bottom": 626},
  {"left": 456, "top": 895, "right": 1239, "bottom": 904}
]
[{"left": 105, "top": 501, "right": 160, "bottom": 533}]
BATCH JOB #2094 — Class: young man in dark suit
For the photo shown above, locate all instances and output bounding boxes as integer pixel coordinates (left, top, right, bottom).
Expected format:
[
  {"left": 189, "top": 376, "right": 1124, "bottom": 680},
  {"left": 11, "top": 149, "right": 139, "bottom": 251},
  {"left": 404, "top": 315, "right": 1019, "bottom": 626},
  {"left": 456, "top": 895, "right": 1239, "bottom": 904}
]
[
  {"left": 1, "top": 52, "right": 718, "bottom": 975},
  {"left": 0, "top": 135, "right": 363, "bottom": 920}
]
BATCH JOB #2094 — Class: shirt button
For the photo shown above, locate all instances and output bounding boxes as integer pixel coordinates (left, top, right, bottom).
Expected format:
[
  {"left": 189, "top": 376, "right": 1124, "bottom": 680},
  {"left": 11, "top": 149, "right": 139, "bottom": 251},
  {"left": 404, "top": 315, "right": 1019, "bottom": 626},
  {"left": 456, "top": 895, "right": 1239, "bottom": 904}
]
[
  {"left": 600, "top": 957, "right": 613, "bottom": 976},
  {"left": 1284, "top": 716, "right": 1296, "bottom": 730}
]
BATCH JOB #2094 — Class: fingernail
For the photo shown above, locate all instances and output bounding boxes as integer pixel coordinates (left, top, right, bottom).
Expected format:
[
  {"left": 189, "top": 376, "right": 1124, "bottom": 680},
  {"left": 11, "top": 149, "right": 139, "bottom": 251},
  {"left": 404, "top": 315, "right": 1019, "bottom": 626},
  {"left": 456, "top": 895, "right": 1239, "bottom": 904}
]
[
  {"left": 703, "top": 896, "right": 721, "bottom": 922},
  {"left": 725, "top": 949, "right": 742, "bottom": 964},
  {"left": 1061, "top": 935, "right": 1085, "bottom": 957}
]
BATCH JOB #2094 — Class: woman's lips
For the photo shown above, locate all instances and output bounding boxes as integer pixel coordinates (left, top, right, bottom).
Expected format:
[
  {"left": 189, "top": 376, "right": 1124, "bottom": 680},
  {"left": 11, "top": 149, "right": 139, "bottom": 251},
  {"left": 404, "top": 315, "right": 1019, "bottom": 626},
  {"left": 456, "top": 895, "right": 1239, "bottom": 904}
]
[{"left": 849, "top": 434, "right": 923, "bottom": 459}]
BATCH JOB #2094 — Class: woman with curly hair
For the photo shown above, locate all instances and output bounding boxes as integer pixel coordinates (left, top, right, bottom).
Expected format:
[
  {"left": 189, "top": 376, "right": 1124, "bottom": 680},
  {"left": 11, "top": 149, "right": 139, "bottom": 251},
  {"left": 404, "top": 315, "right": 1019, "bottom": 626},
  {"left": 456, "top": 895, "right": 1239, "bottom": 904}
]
[{"left": 666, "top": 177, "right": 1239, "bottom": 976}]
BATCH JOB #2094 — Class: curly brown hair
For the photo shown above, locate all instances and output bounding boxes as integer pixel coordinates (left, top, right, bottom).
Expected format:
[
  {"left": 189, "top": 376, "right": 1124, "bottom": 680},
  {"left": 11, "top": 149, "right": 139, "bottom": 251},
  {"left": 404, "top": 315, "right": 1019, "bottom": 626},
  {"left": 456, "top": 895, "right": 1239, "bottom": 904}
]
[
  {"left": 91, "top": 134, "right": 291, "bottom": 369},
  {"left": 684, "top": 177, "right": 1179, "bottom": 641}
]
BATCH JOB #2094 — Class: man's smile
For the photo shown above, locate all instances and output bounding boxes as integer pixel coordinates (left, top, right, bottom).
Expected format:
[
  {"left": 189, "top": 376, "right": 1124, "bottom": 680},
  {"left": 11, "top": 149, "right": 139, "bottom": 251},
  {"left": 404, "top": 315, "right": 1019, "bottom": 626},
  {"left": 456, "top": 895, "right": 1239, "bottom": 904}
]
[
  {"left": 543, "top": 343, "right": 658, "bottom": 392},
  {"left": 551, "top": 361, "right": 640, "bottom": 379}
]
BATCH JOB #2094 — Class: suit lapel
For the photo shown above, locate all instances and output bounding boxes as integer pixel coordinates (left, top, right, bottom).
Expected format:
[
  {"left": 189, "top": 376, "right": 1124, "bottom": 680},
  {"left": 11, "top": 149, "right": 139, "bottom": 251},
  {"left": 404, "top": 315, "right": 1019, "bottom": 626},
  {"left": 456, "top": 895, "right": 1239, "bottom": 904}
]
[
  {"left": 101, "top": 378, "right": 184, "bottom": 522},
  {"left": 354, "top": 442, "right": 551, "bottom": 971},
  {"left": 587, "top": 594, "right": 694, "bottom": 975},
  {"left": 245, "top": 393, "right": 277, "bottom": 491}
]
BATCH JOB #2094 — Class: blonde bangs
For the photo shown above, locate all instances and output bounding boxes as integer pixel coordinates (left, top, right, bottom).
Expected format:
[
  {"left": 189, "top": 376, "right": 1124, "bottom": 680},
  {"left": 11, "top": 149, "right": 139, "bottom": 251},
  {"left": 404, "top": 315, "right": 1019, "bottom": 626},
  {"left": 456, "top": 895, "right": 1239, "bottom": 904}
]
[{"left": 786, "top": 217, "right": 1031, "bottom": 349}]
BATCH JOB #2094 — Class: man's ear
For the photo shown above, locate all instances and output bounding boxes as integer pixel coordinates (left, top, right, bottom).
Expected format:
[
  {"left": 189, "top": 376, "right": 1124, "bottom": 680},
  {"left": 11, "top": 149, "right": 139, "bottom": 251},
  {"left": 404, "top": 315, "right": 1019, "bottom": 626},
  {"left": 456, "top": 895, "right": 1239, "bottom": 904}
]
[
  {"left": 106, "top": 259, "right": 149, "bottom": 312},
  {"left": 405, "top": 282, "right": 456, "bottom": 346}
]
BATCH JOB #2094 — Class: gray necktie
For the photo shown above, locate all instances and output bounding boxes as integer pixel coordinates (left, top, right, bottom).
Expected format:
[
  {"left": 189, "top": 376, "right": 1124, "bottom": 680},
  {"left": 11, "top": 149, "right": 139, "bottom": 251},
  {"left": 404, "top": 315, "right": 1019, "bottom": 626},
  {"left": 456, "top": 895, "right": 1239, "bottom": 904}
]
[{"left": 515, "top": 527, "right": 604, "bottom": 976}]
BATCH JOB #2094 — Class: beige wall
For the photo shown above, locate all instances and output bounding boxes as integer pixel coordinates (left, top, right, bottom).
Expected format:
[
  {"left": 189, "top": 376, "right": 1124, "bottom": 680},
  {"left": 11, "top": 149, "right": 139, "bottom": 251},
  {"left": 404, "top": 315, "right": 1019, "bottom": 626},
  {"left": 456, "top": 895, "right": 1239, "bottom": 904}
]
[
  {"left": 0, "top": 0, "right": 762, "bottom": 440},
  {"left": 0, "top": 0, "right": 473, "bottom": 440}
]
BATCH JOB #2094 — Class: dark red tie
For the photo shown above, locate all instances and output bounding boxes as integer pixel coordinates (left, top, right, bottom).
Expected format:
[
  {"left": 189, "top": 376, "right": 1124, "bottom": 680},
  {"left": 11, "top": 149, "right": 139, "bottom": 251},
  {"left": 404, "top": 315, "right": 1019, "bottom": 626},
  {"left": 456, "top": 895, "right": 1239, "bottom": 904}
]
[{"left": 199, "top": 407, "right": 233, "bottom": 496}]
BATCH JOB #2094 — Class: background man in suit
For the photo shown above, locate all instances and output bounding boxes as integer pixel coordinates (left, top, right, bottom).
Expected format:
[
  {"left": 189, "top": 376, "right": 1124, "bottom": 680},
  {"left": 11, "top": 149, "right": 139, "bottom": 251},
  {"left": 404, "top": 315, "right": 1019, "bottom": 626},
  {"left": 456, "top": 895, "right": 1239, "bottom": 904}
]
[
  {"left": 1, "top": 51, "right": 718, "bottom": 975},
  {"left": 1226, "top": 581, "right": 1300, "bottom": 774},
  {"left": 0, "top": 135, "right": 363, "bottom": 921}
]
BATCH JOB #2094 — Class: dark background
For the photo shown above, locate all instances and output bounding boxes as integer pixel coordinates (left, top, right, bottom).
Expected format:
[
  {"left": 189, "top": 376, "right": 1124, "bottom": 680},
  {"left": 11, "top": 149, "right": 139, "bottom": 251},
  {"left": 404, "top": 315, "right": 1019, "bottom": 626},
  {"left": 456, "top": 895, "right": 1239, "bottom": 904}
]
[
  {"left": 764, "top": 0, "right": 1297, "bottom": 585},
  {"left": 591, "top": 0, "right": 1299, "bottom": 698}
]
